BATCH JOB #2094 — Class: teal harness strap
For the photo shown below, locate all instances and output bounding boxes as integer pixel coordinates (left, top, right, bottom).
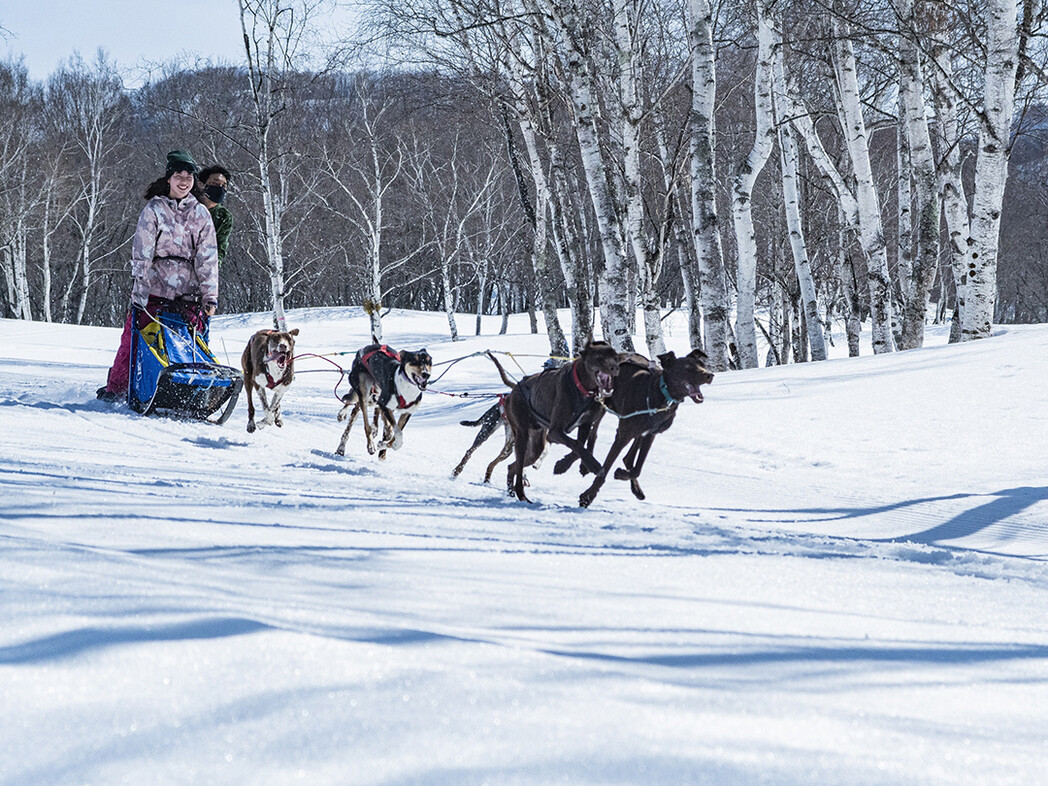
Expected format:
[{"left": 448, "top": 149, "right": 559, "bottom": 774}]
[
  {"left": 658, "top": 377, "right": 680, "bottom": 406},
  {"left": 610, "top": 375, "right": 680, "bottom": 420}
]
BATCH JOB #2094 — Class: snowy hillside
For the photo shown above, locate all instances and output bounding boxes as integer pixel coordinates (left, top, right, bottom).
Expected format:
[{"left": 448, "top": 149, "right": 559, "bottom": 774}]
[{"left": 2, "top": 308, "right": 1048, "bottom": 785}]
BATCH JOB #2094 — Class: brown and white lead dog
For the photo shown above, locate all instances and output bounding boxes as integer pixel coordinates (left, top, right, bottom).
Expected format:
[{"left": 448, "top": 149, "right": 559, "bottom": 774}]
[{"left": 242, "top": 328, "right": 299, "bottom": 433}]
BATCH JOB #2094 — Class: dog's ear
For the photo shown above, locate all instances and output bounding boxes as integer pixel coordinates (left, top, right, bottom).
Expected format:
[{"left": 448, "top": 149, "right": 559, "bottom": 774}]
[
  {"left": 289, "top": 328, "right": 299, "bottom": 337},
  {"left": 658, "top": 351, "right": 677, "bottom": 368},
  {"left": 687, "top": 348, "right": 709, "bottom": 362}
]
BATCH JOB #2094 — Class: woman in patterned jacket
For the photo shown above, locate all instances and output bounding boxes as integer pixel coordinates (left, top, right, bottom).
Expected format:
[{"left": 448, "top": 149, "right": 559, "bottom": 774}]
[{"left": 97, "top": 149, "right": 219, "bottom": 401}]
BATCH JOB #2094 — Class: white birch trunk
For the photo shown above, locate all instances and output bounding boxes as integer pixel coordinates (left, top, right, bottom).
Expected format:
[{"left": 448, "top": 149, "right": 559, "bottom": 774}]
[
  {"left": 896, "top": 0, "right": 941, "bottom": 350},
  {"left": 547, "top": 134, "right": 594, "bottom": 353},
  {"left": 41, "top": 193, "right": 54, "bottom": 322},
  {"left": 509, "top": 22, "right": 587, "bottom": 354},
  {"left": 731, "top": 0, "right": 777, "bottom": 369},
  {"left": 928, "top": 39, "right": 969, "bottom": 342},
  {"left": 771, "top": 31, "right": 826, "bottom": 362},
  {"left": 12, "top": 220, "right": 31, "bottom": 320},
  {"left": 544, "top": 2, "right": 635, "bottom": 352},
  {"left": 474, "top": 262, "right": 487, "bottom": 336},
  {"left": 511, "top": 76, "right": 570, "bottom": 356},
  {"left": 896, "top": 124, "right": 913, "bottom": 329},
  {"left": 240, "top": 0, "right": 288, "bottom": 333},
  {"left": 367, "top": 141, "right": 385, "bottom": 342},
  {"left": 442, "top": 257, "right": 459, "bottom": 341},
  {"left": 838, "top": 205, "right": 863, "bottom": 357},
  {"left": 688, "top": 0, "right": 729, "bottom": 371},
  {"left": 0, "top": 248, "right": 14, "bottom": 317},
  {"left": 963, "top": 0, "right": 1019, "bottom": 340},
  {"left": 258, "top": 139, "right": 288, "bottom": 333},
  {"left": 777, "top": 123, "right": 826, "bottom": 361},
  {"left": 832, "top": 21, "right": 893, "bottom": 353},
  {"left": 75, "top": 158, "right": 100, "bottom": 324},
  {"left": 613, "top": 0, "right": 665, "bottom": 357}
]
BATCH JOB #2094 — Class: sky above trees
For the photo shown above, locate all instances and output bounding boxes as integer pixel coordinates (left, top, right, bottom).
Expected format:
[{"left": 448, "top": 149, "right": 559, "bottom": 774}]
[{"left": 1, "top": 0, "right": 245, "bottom": 86}]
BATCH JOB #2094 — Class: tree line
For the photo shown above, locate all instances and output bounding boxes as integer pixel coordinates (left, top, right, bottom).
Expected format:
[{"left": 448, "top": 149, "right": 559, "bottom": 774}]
[{"left": 2, "top": 0, "right": 1048, "bottom": 370}]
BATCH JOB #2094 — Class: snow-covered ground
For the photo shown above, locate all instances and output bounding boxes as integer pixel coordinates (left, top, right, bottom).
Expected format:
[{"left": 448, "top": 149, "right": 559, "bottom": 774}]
[{"left": 2, "top": 308, "right": 1047, "bottom": 785}]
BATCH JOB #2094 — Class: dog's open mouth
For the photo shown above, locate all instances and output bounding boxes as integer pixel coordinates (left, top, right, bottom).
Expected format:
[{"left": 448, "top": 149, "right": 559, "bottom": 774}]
[
  {"left": 687, "top": 385, "right": 704, "bottom": 404},
  {"left": 266, "top": 350, "right": 289, "bottom": 368},
  {"left": 413, "top": 373, "right": 430, "bottom": 389},
  {"left": 596, "top": 371, "right": 614, "bottom": 397}
]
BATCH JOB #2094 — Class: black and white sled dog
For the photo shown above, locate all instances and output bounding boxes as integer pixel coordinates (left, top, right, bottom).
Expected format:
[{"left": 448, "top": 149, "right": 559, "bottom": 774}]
[{"left": 336, "top": 339, "right": 432, "bottom": 458}]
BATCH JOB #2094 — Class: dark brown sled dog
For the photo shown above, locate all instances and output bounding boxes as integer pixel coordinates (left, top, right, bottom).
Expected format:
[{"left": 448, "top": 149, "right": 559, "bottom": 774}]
[
  {"left": 504, "top": 341, "right": 620, "bottom": 502},
  {"left": 578, "top": 349, "right": 713, "bottom": 507}
]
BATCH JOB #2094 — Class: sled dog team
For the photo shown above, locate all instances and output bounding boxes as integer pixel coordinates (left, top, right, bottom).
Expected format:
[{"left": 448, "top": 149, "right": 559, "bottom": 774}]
[{"left": 240, "top": 327, "right": 714, "bottom": 507}]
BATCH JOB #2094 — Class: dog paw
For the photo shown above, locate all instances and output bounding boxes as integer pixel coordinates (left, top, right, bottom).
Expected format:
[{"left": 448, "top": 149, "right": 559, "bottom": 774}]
[
  {"left": 246, "top": 420, "right": 255, "bottom": 433},
  {"left": 579, "top": 491, "right": 594, "bottom": 508},
  {"left": 335, "top": 446, "right": 345, "bottom": 457},
  {"left": 613, "top": 468, "right": 632, "bottom": 481},
  {"left": 552, "top": 457, "right": 573, "bottom": 475},
  {"left": 630, "top": 481, "right": 645, "bottom": 501},
  {"left": 275, "top": 417, "right": 283, "bottom": 428}
]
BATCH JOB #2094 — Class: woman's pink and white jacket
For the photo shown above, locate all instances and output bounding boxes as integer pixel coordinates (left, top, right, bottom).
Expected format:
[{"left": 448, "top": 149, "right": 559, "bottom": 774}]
[{"left": 130, "top": 194, "right": 219, "bottom": 308}]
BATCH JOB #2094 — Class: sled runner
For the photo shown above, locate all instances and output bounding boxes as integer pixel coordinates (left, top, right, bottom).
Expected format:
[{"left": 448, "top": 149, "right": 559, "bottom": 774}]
[{"left": 128, "top": 304, "right": 242, "bottom": 424}]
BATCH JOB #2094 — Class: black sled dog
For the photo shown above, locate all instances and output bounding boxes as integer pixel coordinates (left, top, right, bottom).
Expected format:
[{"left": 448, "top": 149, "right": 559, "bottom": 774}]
[
  {"left": 504, "top": 341, "right": 620, "bottom": 502},
  {"left": 336, "top": 339, "right": 432, "bottom": 459},
  {"left": 577, "top": 349, "right": 713, "bottom": 507}
]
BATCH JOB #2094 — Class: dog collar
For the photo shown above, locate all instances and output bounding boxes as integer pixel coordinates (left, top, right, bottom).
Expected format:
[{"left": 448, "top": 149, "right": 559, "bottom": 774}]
[
  {"left": 659, "top": 377, "right": 680, "bottom": 406},
  {"left": 571, "top": 360, "right": 596, "bottom": 398}
]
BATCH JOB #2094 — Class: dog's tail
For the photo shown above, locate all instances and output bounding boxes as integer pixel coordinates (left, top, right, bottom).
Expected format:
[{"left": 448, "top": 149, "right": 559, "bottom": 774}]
[
  {"left": 460, "top": 417, "right": 485, "bottom": 427},
  {"left": 485, "top": 351, "right": 517, "bottom": 390}
]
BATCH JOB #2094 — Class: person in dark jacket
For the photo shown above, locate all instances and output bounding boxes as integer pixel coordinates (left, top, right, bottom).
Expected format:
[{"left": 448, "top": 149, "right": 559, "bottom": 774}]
[
  {"left": 97, "top": 149, "right": 219, "bottom": 401},
  {"left": 198, "top": 165, "right": 234, "bottom": 265}
]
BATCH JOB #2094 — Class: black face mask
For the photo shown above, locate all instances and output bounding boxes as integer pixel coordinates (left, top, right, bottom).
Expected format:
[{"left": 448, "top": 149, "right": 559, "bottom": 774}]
[{"left": 204, "top": 184, "right": 227, "bottom": 204}]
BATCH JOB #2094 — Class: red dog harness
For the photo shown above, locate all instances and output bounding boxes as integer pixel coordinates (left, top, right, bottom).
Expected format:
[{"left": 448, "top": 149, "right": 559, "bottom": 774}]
[{"left": 260, "top": 330, "right": 291, "bottom": 390}]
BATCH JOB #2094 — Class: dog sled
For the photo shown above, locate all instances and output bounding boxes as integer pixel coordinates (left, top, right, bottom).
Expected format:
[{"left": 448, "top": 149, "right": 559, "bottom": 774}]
[{"left": 128, "top": 303, "right": 242, "bottom": 424}]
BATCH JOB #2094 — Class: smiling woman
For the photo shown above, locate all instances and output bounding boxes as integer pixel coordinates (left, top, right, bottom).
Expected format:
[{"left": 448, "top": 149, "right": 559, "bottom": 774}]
[{"left": 96, "top": 149, "right": 219, "bottom": 401}]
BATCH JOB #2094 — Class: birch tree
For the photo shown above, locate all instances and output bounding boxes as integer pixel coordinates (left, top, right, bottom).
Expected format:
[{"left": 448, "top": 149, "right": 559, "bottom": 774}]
[
  {"left": 831, "top": 14, "right": 893, "bottom": 354},
  {"left": 771, "top": 12, "right": 826, "bottom": 361},
  {"left": 47, "top": 53, "right": 127, "bottom": 324},
  {"left": 688, "top": 0, "right": 730, "bottom": 370},
  {"left": 0, "top": 60, "right": 35, "bottom": 320},
  {"left": 537, "top": 0, "right": 636, "bottom": 352},
  {"left": 926, "top": 5, "right": 969, "bottom": 342},
  {"left": 406, "top": 132, "right": 506, "bottom": 342},
  {"left": 962, "top": 0, "right": 1019, "bottom": 340},
  {"left": 315, "top": 76, "right": 405, "bottom": 340},
  {"left": 894, "top": 0, "right": 941, "bottom": 349},
  {"left": 505, "top": 51, "right": 572, "bottom": 356},
  {"left": 732, "top": 0, "right": 777, "bottom": 369},
  {"left": 238, "top": 0, "right": 328, "bottom": 331}
]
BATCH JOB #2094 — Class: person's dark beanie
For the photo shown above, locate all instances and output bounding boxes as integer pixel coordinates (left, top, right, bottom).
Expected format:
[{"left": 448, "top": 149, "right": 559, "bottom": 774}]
[{"left": 165, "top": 149, "right": 198, "bottom": 177}]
